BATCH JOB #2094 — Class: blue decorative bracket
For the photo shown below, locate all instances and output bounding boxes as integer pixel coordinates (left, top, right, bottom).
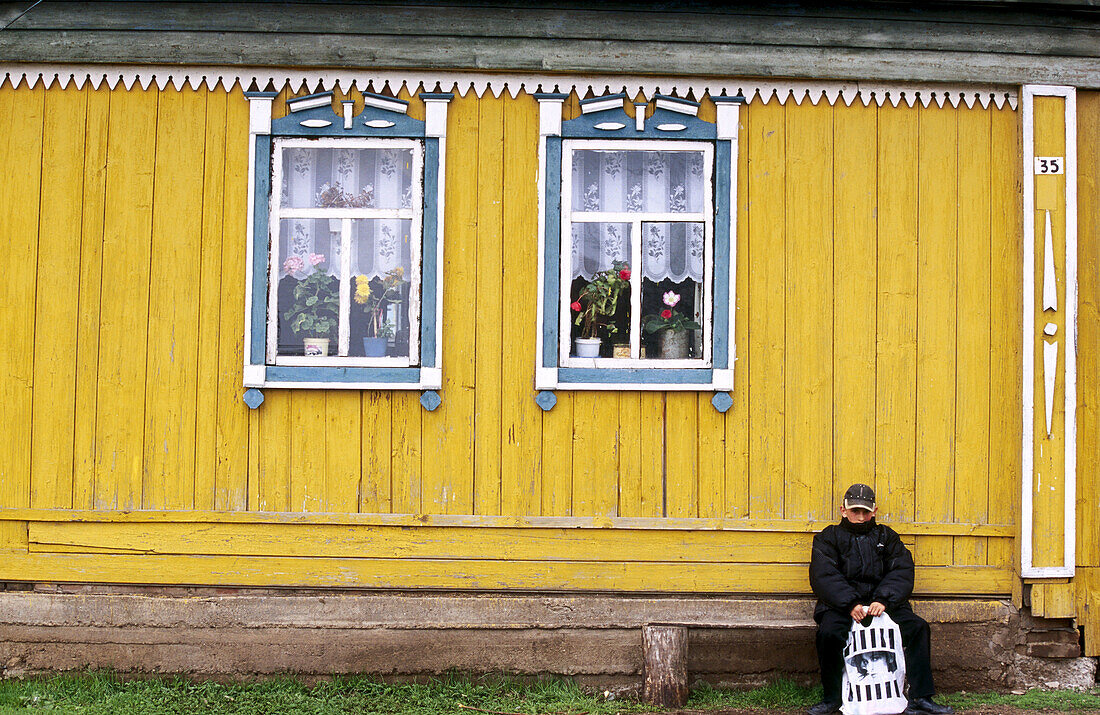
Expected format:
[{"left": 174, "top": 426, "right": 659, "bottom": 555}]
[
  {"left": 711, "top": 392, "right": 734, "bottom": 413},
  {"left": 535, "top": 391, "right": 558, "bottom": 412},
  {"left": 243, "top": 388, "right": 265, "bottom": 410},
  {"left": 420, "top": 390, "right": 442, "bottom": 411}
]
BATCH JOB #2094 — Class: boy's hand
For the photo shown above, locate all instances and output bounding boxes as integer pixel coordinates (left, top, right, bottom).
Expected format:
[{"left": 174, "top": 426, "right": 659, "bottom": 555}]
[
  {"left": 867, "top": 601, "right": 886, "bottom": 616},
  {"left": 850, "top": 604, "right": 867, "bottom": 621}
]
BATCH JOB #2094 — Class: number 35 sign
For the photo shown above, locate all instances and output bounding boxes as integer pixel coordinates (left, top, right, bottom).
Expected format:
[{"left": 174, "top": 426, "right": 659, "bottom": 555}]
[{"left": 1035, "top": 157, "right": 1065, "bottom": 174}]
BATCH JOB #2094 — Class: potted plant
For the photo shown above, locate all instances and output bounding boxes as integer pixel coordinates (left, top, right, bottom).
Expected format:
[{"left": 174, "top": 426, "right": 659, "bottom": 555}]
[
  {"left": 570, "top": 261, "right": 630, "bottom": 358},
  {"left": 282, "top": 253, "right": 339, "bottom": 356},
  {"left": 355, "top": 266, "right": 404, "bottom": 357},
  {"left": 643, "top": 290, "right": 701, "bottom": 359},
  {"left": 318, "top": 182, "right": 375, "bottom": 232}
]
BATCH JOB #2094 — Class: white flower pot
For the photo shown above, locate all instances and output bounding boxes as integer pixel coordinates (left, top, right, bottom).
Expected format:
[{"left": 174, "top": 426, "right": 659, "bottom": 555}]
[
  {"left": 303, "top": 337, "right": 330, "bottom": 357},
  {"left": 658, "top": 329, "right": 688, "bottom": 359},
  {"left": 574, "top": 337, "right": 602, "bottom": 358}
]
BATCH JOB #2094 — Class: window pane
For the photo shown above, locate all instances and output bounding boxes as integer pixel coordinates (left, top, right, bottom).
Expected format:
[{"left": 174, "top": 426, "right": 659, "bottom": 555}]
[
  {"left": 276, "top": 218, "right": 339, "bottom": 356},
  {"left": 571, "top": 149, "right": 705, "bottom": 213},
  {"left": 350, "top": 219, "right": 414, "bottom": 358},
  {"left": 568, "top": 223, "right": 632, "bottom": 358},
  {"left": 281, "top": 146, "right": 414, "bottom": 210},
  {"left": 641, "top": 222, "right": 705, "bottom": 360}
]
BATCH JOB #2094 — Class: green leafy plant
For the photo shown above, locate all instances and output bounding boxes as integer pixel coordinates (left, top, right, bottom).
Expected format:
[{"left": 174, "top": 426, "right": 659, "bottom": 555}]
[
  {"left": 571, "top": 261, "right": 631, "bottom": 340},
  {"left": 644, "top": 289, "right": 701, "bottom": 334},
  {"left": 282, "top": 253, "right": 339, "bottom": 338}
]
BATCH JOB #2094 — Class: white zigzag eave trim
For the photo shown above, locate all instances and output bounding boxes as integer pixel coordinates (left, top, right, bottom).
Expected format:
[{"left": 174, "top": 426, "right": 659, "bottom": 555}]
[{"left": 0, "top": 64, "right": 1019, "bottom": 110}]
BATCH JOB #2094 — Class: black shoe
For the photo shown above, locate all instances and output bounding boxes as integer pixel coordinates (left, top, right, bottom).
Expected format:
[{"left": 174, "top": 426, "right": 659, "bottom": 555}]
[
  {"left": 906, "top": 697, "right": 955, "bottom": 714},
  {"left": 807, "top": 701, "right": 841, "bottom": 715}
]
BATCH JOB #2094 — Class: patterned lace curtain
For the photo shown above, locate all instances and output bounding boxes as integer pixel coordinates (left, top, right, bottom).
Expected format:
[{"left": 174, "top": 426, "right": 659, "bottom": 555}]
[
  {"left": 279, "top": 146, "right": 413, "bottom": 280},
  {"left": 570, "top": 150, "right": 705, "bottom": 282}
]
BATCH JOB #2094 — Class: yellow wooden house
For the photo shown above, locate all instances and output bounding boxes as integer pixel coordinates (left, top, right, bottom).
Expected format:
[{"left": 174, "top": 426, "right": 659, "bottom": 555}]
[{"left": 0, "top": 0, "right": 1095, "bottom": 686}]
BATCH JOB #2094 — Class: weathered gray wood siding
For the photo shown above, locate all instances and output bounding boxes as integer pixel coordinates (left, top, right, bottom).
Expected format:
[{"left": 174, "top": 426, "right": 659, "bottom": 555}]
[{"left": 1, "top": 1, "right": 1100, "bottom": 86}]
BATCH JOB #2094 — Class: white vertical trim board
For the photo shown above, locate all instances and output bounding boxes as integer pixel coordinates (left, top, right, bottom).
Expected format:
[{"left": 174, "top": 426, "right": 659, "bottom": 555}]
[{"left": 1020, "top": 84, "right": 1077, "bottom": 580}]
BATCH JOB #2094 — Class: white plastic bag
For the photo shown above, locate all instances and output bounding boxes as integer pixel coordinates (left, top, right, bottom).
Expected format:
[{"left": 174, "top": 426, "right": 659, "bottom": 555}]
[{"left": 840, "top": 613, "right": 908, "bottom": 715}]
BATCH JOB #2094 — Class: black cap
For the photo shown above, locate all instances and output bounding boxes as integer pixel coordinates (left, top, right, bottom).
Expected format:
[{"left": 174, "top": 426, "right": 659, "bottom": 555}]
[{"left": 843, "top": 483, "right": 876, "bottom": 511}]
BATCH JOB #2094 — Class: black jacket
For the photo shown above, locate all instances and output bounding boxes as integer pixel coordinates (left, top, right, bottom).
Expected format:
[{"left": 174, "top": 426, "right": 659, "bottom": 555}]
[{"left": 809, "top": 519, "right": 915, "bottom": 620}]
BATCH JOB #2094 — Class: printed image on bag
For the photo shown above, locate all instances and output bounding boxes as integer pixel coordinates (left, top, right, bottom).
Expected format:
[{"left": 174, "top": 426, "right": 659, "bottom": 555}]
[{"left": 841, "top": 613, "right": 908, "bottom": 715}]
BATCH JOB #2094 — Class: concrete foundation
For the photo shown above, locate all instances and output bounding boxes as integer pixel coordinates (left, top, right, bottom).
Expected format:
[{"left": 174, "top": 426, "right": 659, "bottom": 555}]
[{"left": 0, "top": 585, "right": 1091, "bottom": 691}]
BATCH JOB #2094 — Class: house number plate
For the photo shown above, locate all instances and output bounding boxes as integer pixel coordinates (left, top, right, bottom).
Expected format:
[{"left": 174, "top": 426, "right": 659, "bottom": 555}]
[{"left": 1034, "top": 157, "right": 1064, "bottom": 175}]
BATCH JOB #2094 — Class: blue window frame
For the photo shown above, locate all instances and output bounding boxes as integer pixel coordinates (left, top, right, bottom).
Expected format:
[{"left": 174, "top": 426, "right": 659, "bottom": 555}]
[
  {"left": 243, "top": 90, "right": 451, "bottom": 397},
  {"left": 535, "top": 93, "right": 743, "bottom": 398}
]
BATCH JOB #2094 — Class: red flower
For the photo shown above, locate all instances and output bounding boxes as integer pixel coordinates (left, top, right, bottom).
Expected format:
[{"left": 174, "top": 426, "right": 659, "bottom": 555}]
[
  {"left": 619, "top": 268, "right": 631, "bottom": 281},
  {"left": 570, "top": 301, "right": 582, "bottom": 312},
  {"left": 661, "top": 309, "right": 672, "bottom": 319}
]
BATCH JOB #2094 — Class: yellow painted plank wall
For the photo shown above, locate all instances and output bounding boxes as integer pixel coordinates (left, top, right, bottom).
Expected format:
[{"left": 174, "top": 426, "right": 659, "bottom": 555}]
[{"left": 0, "top": 79, "right": 1025, "bottom": 591}]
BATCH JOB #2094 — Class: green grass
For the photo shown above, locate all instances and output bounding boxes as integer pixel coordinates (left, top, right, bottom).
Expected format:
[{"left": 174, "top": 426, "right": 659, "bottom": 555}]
[
  {"left": 0, "top": 673, "right": 1097, "bottom": 713},
  {"left": 0, "top": 672, "right": 655, "bottom": 714}
]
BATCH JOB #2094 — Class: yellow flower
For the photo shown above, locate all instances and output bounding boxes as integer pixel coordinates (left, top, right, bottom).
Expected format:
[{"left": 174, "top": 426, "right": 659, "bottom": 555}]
[{"left": 354, "top": 275, "right": 371, "bottom": 304}]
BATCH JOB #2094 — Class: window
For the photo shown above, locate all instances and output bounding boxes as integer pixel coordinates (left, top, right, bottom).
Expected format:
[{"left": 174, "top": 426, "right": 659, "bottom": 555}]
[
  {"left": 243, "top": 90, "right": 451, "bottom": 394},
  {"left": 536, "top": 93, "right": 742, "bottom": 397}
]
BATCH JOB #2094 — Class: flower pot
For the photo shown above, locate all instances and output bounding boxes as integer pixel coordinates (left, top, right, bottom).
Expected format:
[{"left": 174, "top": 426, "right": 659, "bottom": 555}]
[
  {"left": 303, "top": 337, "right": 330, "bottom": 357},
  {"left": 574, "top": 337, "right": 602, "bottom": 358},
  {"left": 658, "top": 329, "right": 689, "bottom": 359},
  {"left": 363, "top": 336, "right": 388, "bottom": 357},
  {"left": 612, "top": 343, "right": 630, "bottom": 359}
]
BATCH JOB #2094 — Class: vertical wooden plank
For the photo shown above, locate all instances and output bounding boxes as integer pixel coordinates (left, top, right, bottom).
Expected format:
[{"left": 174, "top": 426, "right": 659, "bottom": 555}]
[
  {"left": 697, "top": 396, "right": 725, "bottom": 519},
  {"left": 325, "top": 391, "right": 362, "bottom": 513},
  {"left": 784, "top": 98, "right": 833, "bottom": 521},
  {"left": 954, "top": 106, "right": 992, "bottom": 566},
  {"left": 30, "top": 86, "right": 86, "bottom": 509},
  {"left": 1075, "top": 92, "right": 1100, "bottom": 571},
  {"left": 474, "top": 91, "right": 504, "bottom": 516},
  {"left": 725, "top": 99, "right": 751, "bottom": 520},
  {"left": 875, "top": 104, "right": 919, "bottom": 526},
  {"left": 638, "top": 393, "right": 664, "bottom": 517},
  {"left": 0, "top": 80, "right": 42, "bottom": 521},
  {"left": 915, "top": 104, "right": 958, "bottom": 565},
  {"left": 144, "top": 87, "right": 206, "bottom": 511},
  {"left": 290, "top": 391, "right": 326, "bottom": 512},
  {"left": 215, "top": 86, "right": 250, "bottom": 511},
  {"left": 832, "top": 101, "right": 878, "bottom": 506},
  {"left": 72, "top": 86, "right": 109, "bottom": 511},
  {"left": 391, "top": 392, "right": 422, "bottom": 513},
  {"left": 500, "top": 92, "right": 542, "bottom": 517},
  {"left": 747, "top": 98, "right": 786, "bottom": 519},
  {"left": 257, "top": 390, "right": 291, "bottom": 512},
  {"left": 423, "top": 86, "right": 477, "bottom": 515},
  {"left": 195, "top": 89, "right": 228, "bottom": 511},
  {"left": 665, "top": 393, "right": 698, "bottom": 518},
  {"left": 572, "top": 393, "right": 619, "bottom": 516},
  {"left": 360, "top": 392, "right": 392, "bottom": 513},
  {"left": 95, "top": 85, "right": 157, "bottom": 510},
  {"left": 618, "top": 393, "right": 642, "bottom": 517}
]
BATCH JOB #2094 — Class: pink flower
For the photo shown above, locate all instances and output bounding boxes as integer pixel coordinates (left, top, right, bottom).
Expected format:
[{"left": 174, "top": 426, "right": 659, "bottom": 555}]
[
  {"left": 282, "top": 255, "right": 305, "bottom": 274},
  {"left": 309, "top": 253, "right": 326, "bottom": 266},
  {"left": 661, "top": 309, "right": 672, "bottom": 319},
  {"left": 662, "top": 291, "right": 680, "bottom": 308},
  {"left": 619, "top": 268, "right": 631, "bottom": 281},
  {"left": 570, "top": 301, "right": 582, "bottom": 312}
]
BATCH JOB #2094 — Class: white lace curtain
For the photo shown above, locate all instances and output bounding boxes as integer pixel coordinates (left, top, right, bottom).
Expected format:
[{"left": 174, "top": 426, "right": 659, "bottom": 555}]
[
  {"left": 279, "top": 146, "right": 413, "bottom": 280},
  {"left": 569, "top": 150, "right": 706, "bottom": 282}
]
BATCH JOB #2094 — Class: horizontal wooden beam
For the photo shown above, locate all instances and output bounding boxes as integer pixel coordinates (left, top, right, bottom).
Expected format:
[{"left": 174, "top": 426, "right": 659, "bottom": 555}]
[
  {"left": 0, "top": 549, "right": 1014, "bottom": 595},
  {"left": 0, "top": 508, "right": 1016, "bottom": 537}
]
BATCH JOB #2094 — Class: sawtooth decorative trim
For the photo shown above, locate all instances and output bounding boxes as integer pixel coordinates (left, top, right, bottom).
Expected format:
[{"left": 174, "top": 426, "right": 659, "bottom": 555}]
[{"left": 0, "top": 64, "right": 1018, "bottom": 110}]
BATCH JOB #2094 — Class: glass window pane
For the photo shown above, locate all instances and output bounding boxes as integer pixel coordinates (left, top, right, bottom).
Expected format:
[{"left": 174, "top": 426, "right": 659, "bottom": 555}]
[
  {"left": 276, "top": 218, "right": 340, "bottom": 356},
  {"left": 571, "top": 149, "right": 705, "bottom": 213},
  {"left": 281, "top": 146, "right": 414, "bottom": 210},
  {"left": 350, "top": 219, "right": 414, "bottom": 358},
  {"left": 568, "top": 223, "right": 632, "bottom": 358},
  {"left": 641, "top": 222, "right": 705, "bottom": 360}
]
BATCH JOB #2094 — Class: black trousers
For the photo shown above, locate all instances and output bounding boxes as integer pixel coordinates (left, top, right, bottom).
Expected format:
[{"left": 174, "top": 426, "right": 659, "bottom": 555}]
[{"left": 815, "top": 607, "right": 935, "bottom": 702}]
